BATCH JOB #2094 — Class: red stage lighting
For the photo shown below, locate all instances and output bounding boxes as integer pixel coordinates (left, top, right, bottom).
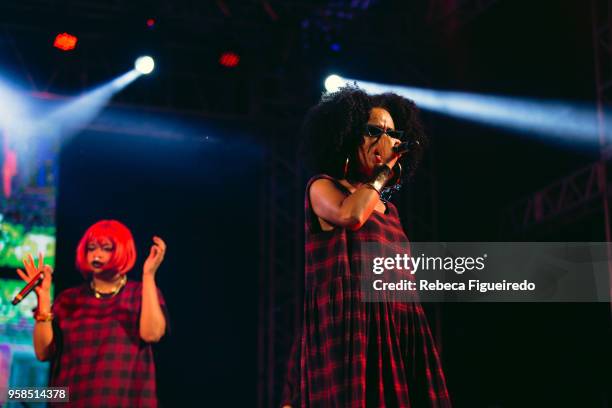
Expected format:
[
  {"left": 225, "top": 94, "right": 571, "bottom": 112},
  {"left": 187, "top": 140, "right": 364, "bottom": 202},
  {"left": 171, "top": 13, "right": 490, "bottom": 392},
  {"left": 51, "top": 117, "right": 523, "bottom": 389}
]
[
  {"left": 53, "top": 33, "right": 78, "bottom": 51},
  {"left": 146, "top": 18, "right": 156, "bottom": 28},
  {"left": 219, "top": 51, "right": 240, "bottom": 68}
]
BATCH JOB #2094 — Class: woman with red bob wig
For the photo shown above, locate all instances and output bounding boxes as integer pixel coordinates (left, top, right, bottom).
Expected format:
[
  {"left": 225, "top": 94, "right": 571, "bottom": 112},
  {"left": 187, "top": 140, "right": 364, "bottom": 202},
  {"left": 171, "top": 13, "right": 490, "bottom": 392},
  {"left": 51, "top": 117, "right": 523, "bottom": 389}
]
[{"left": 15, "top": 219, "right": 168, "bottom": 407}]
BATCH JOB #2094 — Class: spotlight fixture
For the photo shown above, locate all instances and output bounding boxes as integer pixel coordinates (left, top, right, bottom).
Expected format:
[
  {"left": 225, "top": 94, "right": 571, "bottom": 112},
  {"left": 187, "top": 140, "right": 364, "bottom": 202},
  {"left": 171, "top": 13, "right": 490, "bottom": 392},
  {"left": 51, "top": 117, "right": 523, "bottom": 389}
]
[
  {"left": 324, "top": 74, "right": 345, "bottom": 92},
  {"left": 134, "top": 56, "right": 155, "bottom": 75}
]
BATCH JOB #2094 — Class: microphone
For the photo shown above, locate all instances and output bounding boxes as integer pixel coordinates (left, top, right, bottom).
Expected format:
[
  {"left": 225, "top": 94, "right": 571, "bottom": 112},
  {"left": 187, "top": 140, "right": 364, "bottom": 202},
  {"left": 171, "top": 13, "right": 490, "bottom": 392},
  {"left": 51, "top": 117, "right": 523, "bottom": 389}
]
[
  {"left": 393, "top": 140, "right": 420, "bottom": 155},
  {"left": 12, "top": 272, "right": 45, "bottom": 305}
]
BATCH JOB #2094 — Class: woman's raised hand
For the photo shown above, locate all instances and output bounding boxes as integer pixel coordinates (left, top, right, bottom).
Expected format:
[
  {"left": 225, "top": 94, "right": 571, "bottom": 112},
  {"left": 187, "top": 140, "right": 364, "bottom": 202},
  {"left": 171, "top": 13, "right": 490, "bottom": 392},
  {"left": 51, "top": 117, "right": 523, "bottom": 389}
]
[
  {"left": 16, "top": 252, "right": 53, "bottom": 300},
  {"left": 143, "top": 236, "right": 166, "bottom": 278}
]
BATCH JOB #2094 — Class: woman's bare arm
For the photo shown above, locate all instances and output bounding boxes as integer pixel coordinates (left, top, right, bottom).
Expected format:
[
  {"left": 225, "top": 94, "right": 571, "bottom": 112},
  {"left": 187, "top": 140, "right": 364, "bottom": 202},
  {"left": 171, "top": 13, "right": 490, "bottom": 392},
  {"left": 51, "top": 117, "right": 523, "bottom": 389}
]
[{"left": 310, "top": 178, "right": 382, "bottom": 230}]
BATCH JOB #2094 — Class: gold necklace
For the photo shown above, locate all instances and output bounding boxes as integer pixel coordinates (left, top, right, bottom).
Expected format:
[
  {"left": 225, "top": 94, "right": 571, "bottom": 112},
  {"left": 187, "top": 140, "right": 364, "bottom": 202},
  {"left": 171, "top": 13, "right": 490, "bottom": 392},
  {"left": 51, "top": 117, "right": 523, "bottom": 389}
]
[{"left": 90, "top": 275, "right": 127, "bottom": 299}]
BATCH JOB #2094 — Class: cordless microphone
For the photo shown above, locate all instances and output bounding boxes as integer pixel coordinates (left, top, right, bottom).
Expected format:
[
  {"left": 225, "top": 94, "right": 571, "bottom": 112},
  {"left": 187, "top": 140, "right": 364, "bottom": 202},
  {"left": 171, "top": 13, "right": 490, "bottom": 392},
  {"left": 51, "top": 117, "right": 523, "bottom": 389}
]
[
  {"left": 393, "top": 140, "right": 420, "bottom": 155},
  {"left": 12, "top": 272, "right": 45, "bottom": 305}
]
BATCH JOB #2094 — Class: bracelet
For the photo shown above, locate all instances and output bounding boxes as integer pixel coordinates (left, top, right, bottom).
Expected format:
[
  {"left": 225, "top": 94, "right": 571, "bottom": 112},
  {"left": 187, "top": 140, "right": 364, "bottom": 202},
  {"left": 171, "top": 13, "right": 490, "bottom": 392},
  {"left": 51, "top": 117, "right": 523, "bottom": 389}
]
[
  {"left": 363, "top": 183, "right": 380, "bottom": 194},
  {"left": 33, "top": 310, "right": 54, "bottom": 322},
  {"left": 365, "top": 164, "right": 393, "bottom": 193}
]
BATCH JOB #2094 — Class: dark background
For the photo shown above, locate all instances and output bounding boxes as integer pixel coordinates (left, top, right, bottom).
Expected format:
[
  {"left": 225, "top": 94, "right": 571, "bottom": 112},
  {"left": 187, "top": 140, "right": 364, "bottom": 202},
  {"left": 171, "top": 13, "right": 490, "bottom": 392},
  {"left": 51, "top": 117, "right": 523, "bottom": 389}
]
[{"left": 1, "top": 0, "right": 611, "bottom": 406}]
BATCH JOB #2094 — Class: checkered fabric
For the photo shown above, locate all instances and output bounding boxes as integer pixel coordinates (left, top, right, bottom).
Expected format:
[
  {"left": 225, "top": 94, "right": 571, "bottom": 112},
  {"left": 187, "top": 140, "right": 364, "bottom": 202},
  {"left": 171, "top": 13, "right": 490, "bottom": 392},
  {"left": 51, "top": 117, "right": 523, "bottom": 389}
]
[
  {"left": 49, "top": 280, "right": 167, "bottom": 407},
  {"left": 281, "top": 175, "right": 451, "bottom": 408}
]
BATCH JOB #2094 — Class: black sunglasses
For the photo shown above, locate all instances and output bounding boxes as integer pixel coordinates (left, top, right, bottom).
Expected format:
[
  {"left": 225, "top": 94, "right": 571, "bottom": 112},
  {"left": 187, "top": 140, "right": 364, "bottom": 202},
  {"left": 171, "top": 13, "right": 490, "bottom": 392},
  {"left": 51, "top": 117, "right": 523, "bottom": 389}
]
[{"left": 365, "top": 124, "right": 405, "bottom": 140}]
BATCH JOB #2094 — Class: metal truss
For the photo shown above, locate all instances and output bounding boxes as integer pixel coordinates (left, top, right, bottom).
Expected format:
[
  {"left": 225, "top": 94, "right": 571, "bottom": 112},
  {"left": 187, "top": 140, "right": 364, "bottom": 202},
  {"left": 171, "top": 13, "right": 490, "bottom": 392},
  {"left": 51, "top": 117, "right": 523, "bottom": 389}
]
[
  {"left": 501, "top": 159, "right": 612, "bottom": 236},
  {"left": 592, "top": 0, "right": 612, "bottom": 242},
  {"left": 257, "top": 127, "right": 304, "bottom": 408},
  {"left": 501, "top": 0, "right": 612, "bottom": 237},
  {"left": 498, "top": 0, "right": 612, "bottom": 324}
]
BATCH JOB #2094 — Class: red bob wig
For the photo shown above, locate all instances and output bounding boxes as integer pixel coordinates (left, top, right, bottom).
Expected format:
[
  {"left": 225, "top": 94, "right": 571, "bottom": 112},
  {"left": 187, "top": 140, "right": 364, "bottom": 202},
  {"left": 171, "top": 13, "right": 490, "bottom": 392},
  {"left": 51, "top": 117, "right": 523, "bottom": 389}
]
[{"left": 75, "top": 220, "right": 137, "bottom": 277}]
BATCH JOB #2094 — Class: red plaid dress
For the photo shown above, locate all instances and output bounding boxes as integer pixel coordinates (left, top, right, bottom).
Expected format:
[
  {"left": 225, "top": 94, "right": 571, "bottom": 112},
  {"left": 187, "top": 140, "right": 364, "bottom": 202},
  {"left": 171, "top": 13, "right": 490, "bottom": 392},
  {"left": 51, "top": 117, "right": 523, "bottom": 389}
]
[
  {"left": 282, "top": 175, "right": 451, "bottom": 408},
  {"left": 49, "top": 280, "right": 166, "bottom": 407}
]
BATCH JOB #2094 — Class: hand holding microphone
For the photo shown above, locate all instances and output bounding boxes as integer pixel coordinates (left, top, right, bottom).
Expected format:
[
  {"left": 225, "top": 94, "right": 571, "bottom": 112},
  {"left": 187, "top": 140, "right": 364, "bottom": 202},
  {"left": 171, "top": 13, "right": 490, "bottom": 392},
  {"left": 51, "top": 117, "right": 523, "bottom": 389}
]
[
  {"left": 374, "top": 137, "right": 419, "bottom": 192},
  {"left": 14, "top": 253, "right": 53, "bottom": 306},
  {"left": 374, "top": 134, "right": 402, "bottom": 170}
]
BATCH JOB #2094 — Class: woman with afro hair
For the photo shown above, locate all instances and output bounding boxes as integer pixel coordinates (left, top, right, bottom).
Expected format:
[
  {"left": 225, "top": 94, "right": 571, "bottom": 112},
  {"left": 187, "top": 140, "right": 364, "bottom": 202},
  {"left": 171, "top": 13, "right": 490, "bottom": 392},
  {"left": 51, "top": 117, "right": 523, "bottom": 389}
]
[
  {"left": 282, "top": 85, "right": 451, "bottom": 407},
  {"left": 16, "top": 220, "right": 168, "bottom": 407}
]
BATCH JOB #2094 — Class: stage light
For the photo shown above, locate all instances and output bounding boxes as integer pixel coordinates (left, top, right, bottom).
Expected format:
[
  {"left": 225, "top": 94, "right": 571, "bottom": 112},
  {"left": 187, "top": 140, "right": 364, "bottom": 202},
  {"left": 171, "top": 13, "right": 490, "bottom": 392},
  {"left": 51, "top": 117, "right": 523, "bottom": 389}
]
[
  {"left": 40, "top": 70, "right": 142, "bottom": 140},
  {"left": 134, "top": 56, "right": 155, "bottom": 75},
  {"left": 146, "top": 18, "right": 155, "bottom": 28},
  {"left": 53, "top": 33, "right": 78, "bottom": 51},
  {"left": 0, "top": 80, "right": 24, "bottom": 129},
  {"left": 0, "top": 66, "right": 142, "bottom": 185},
  {"left": 219, "top": 52, "right": 240, "bottom": 68},
  {"left": 324, "top": 75, "right": 345, "bottom": 92},
  {"left": 335, "top": 76, "right": 607, "bottom": 146},
  {"left": 0, "top": 77, "right": 36, "bottom": 140}
]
